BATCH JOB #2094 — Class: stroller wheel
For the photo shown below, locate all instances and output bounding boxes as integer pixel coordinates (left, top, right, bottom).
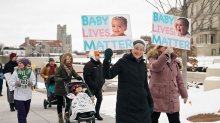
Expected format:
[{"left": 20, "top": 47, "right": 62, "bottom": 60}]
[
  {"left": 44, "top": 99, "right": 47, "bottom": 109},
  {"left": 92, "top": 120, "right": 95, "bottom": 123}
]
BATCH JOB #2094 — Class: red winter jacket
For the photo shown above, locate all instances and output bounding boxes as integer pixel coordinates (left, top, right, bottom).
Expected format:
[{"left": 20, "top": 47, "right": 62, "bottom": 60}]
[{"left": 147, "top": 49, "right": 188, "bottom": 114}]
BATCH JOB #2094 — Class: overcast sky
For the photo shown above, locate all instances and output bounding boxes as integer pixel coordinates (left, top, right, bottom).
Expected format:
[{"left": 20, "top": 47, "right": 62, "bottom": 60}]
[{"left": 0, "top": 0, "right": 157, "bottom": 51}]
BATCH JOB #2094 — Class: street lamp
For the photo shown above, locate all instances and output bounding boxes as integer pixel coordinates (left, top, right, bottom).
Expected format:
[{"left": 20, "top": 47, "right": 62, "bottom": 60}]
[{"left": 39, "top": 42, "right": 42, "bottom": 57}]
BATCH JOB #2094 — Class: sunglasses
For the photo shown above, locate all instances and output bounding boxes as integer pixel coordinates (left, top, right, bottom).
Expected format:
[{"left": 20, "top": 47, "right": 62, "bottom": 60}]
[{"left": 96, "top": 54, "right": 100, "bottom": 56}]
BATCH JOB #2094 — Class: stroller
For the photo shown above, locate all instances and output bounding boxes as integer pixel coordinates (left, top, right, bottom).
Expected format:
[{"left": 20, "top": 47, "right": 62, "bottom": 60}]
[
  {"left": 65, "top": 78, "right": 95, "bottom": 123},
  {"left": 43, "top": 75, "right": 65, "bottom": 109}
]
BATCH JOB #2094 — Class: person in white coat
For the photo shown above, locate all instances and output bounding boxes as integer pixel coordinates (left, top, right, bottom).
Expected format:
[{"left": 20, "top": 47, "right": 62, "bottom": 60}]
[{"left": 11, "top": 58, "right": 36, "bottom": 123}]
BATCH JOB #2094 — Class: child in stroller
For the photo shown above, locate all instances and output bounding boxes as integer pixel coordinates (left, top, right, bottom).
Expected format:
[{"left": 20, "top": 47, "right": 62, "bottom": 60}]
[
  {"left": 66, "top": 81, "right": 96, "bottom": 123},
  {"left": 44, "top": 75, "right": 65, "bottom": 109}
]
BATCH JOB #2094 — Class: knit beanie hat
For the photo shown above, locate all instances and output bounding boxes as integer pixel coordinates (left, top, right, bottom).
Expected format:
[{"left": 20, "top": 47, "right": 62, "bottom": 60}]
[
  {"left": 72, "top": 84, "right": 82, "bottom": 94},
  {"left": 133, "top": 39, "right": 146, "bottom": 51},
  {"left": 89, "top": 51, "right": 99, "bottom": 61},
  {"left": 49, "top": 58, "right": 54, "bottom": 62},
  {"left": 18, "top": 58, "right": 29, "bottom": 66},
  {"left": 10, "top": 53, "right": 17, "bottom": 59}
]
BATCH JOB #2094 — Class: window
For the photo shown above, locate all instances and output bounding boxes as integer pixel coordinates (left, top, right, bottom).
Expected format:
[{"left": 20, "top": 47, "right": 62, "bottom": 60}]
[
  {"left": 66, "top": 39, "right": 68, "bottom": 44},
  {"left": 50, "top": 49, "right": 52, "bottom": 53},
  {"left": 42, "top": 45, "right": 45, "bottom": 49},
  {"left": 21, "top": 51, "right": 23, "bottom": 54},
  {"left": 59, "top": 49, "right": 61, "bottom": 53},
  {"left": 54, "top": 49, "right": 56, "bottom": 53}
]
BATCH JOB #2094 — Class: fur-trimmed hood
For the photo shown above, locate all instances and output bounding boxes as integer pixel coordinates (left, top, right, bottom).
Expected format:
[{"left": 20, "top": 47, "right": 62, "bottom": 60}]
[
  {"left": 146, "top": 46, "right": 183, "bottom": 70},
  {"left": 60, "top": 52, "right": 73, "bottom": 66}
]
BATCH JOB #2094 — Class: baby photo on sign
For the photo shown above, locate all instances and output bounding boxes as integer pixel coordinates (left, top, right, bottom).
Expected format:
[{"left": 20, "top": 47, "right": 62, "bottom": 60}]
[
  {"left": 174, "top": 17, "right": 191, "bottom": 38},
  {"left": 109, "top": 15, "right": 131, "bottom": 37}
]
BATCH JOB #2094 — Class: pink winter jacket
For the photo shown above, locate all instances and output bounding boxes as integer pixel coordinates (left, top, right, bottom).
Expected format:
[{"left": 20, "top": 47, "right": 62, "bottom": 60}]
[{"left": 147, "top": 49, "right": 188, "bottom": 114}]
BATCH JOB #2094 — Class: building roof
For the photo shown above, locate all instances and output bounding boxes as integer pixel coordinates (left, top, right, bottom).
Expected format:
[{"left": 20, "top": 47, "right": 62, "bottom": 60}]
[
  {"left": 20, "top": 39, "right": 62, "bottom": 47},
  {"left": 3, "top": 47, "right": 25, "bottom": 50}
]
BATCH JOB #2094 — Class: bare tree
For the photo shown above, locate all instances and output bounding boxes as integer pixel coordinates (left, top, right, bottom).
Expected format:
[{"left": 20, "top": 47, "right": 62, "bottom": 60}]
[{"left": 0, "top": 43, "right": 4, "bottom": 55}]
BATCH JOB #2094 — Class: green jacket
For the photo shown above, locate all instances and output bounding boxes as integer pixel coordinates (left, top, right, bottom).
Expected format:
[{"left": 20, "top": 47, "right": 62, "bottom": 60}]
[
  {"left": 54, "top": 66, "right": 80, "bottom": 96},
  {"left": 54, "top": 52, "right": 80, "bottom": 96}
]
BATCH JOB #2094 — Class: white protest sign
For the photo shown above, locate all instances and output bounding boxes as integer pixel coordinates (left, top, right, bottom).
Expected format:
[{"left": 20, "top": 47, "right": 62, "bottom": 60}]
[
  {"left": 152, "top": 12, "right": 191, "bottom": 50},
  {"left": 82, "top": 15, "right": 133, "bottom": 51}
]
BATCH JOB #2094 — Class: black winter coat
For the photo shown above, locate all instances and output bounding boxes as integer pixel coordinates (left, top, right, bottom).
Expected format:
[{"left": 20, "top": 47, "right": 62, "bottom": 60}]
[
  {"left": 83, "top": 58, "right": 105, "bottom": 90},
  {"left": 3, "top": 60, "right": 18, "bottom": 87},
  {"left": 103, "top": 54, "right": 153, "bottom": 123}
]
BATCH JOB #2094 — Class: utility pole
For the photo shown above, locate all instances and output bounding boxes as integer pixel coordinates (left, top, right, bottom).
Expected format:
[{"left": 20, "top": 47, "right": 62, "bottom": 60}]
[{"left": 182, "top": 0, "right": 188, "bottom": 89}]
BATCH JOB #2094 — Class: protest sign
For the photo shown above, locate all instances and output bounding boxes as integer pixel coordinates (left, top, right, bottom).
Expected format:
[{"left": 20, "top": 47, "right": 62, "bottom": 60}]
[
  {"left": 152, "top": 12, "right": 191, "bottom": 50},
  {"left": 4, "top": 73, "right": 14, "bottom": 91},
  {"left": 82, "top": 15, "right": 133, "bottom": 51}
]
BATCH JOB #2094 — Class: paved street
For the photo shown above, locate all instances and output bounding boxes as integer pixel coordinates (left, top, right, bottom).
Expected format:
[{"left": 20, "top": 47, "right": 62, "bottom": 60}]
[{"left": 0, "top": 84, "right": 115, "bottom": 123}]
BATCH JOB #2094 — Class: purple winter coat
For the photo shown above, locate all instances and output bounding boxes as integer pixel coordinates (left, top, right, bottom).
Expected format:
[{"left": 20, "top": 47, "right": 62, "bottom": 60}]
[{"left": 147, "top": 48, "right": 188, "bottom": 114}]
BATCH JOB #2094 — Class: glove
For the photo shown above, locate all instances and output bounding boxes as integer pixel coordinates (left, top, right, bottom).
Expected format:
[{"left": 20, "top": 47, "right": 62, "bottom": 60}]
[
  {"left": 184, "top": 97, "right": 188, "bottom": 104},
  {"left": 76, "top": 76, "right": 82, "bottom": 80},
  {"left": 149, "top": 102, "right": 154, "bottom": 115},
  {"left": 27, "top": 81, "right": 33, "bottom": 87},
  {"left": 104, "top": 48, "right": 113, "bottom": 63},
  {"left": 45, "top": 76, "right": 48, "bottom": 79},
  {"left": 15, "top": 81, "right": 21, "bottom": 87},
  {"left": 62, "top": 78, "right": 70, "bottom": 81},
  {"left": 164, "top": 47, "right": 174, "bottom": 55}
]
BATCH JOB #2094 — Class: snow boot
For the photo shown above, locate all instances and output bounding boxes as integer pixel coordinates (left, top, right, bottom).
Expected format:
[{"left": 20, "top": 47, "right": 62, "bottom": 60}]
[
  {"left": 14, "top": 101, "right": 17, "bottom": 110},
  {"left": 9, "top": 103, "right": 15, "bottom": 112},
  {"left": 58, "top": 112, "right": 63, "bottom": 123},
  {"left": 0, "top": 85, "right": 3, "bottom": 96},
  {"left": 64, "top": 112, "right": 70, "bottom": 123},
  {"left": 95, "top": 113, "right": 103, "bottom": 120}
]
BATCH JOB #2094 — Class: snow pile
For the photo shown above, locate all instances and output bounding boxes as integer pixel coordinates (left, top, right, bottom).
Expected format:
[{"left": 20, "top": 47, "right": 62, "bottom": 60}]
[
  {"left": 37, "top": 82, "right": 46, "bottom": 89},
  {"left": 205, "top": 76, "right": 220, "bottom": 81},
  {"left": 100, "top": 85, "right": 220, "bottom": 123},
  {"left": 187, "top": 81, "right": 203, "bottom": 88}
]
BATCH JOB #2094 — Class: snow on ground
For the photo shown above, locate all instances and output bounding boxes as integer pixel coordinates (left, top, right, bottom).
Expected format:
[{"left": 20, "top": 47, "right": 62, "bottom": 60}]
[
  {"left": 37, "top": 82, "right": 46, "bottom": 89},
  {"left": 100, "top": 85, "right": 220, "bottom": 123}
]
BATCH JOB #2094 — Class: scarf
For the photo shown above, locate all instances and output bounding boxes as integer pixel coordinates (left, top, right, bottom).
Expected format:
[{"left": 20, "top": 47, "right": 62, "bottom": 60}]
[
  {"left": 49, "top": 66, "right": 55, "bottom": 75},
  {"left": 63, "top": 63, "right": 72, "bottom": 76},
  {"left": 129, "top": 52, "right": 143, "bottom": 63}
]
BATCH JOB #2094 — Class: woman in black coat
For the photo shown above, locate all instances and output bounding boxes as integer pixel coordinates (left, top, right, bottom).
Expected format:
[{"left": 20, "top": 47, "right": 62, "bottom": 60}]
[{"left": 103, "top": 39, "right": 154, "bottom": 123}]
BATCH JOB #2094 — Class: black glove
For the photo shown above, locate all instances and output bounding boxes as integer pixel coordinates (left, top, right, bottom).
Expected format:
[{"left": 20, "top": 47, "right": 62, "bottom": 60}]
[
  {"left": 77, "top": 76, "right": 82, "bottom": 80},
  {"left": 149, "top": 102, "right": 154, "bottom": 115},
  {"left": 62, "top": 78, "right": 70, "bottom": 81},
  {"left": 104, "top": 48, "right": 113, "bottom": 63}
]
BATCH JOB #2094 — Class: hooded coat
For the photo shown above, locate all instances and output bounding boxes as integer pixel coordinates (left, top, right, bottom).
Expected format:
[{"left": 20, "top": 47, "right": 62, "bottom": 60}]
[
  {"left": 0, "top": 63, "right": 4, "bottom": 85},
  {"left": 3, "top": 60, "right": 18, "bottom": 87},
  {"left": 146, "top": 47, "right": 188, "bottom": 114},
  {"left": 103, "top": 54, "right": 153, "bottom": 123},
  {"left": 54, "top": 52, "right": 80, "bottom": 96},
  {"left": 83, "top": 52, "right": 105, "bottom": 90}
]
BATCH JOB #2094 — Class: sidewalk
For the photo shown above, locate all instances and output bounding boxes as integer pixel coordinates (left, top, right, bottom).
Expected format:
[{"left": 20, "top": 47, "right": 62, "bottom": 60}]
[{"left": 0, "top": 85, "right": 115, "bottom": 123}]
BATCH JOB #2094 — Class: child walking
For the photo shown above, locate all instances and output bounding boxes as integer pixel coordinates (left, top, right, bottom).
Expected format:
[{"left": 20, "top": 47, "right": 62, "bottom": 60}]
[{"left": 11, "top": 58, "right": 36, "bottom": 123}]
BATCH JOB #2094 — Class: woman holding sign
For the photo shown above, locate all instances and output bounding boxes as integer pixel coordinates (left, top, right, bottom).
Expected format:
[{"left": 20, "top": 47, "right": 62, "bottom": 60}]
[
  {"left": 103, "top": 39, "right": 154, "bottom": 123},
  {"left": 11, "top": 58, "right": 36, "bottom": 123},
  {"left": 146, "top": 46, "right": 188, "bottom": 123}
]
